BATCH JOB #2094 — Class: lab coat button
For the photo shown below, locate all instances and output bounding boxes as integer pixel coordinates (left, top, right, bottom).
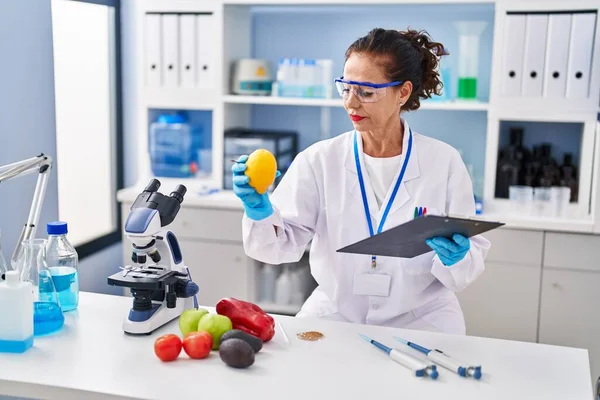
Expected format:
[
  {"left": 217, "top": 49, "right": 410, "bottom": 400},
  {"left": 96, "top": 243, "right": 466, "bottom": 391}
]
[{"left": 371, "top": 304, "right": 379, "bottom": 310}]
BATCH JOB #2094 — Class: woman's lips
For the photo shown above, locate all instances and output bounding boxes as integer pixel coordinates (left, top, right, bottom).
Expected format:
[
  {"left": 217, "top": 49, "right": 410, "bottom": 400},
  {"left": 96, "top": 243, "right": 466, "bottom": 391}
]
[{"left": 350, "top": 115, "right": 365, "bottom": 122}]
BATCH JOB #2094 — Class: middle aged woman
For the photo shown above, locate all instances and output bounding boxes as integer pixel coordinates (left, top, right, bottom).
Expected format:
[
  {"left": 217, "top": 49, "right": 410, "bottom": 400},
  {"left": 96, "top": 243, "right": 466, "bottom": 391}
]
[{"left": 231, "top": 27, "right": 491, "bottom": 335}]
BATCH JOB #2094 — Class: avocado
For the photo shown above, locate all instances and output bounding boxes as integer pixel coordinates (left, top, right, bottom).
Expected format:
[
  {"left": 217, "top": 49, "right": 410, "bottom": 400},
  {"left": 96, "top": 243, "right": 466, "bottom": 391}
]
[
  {"left": 219, "top": 338, "right": 255, "bottom": 369},
  {"left": 220, "top": 329, "right": 263, "bottom": 353}
]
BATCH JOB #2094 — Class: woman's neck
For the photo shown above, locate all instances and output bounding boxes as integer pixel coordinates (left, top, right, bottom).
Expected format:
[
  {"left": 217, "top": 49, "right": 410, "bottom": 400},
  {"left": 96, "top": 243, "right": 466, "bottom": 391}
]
[{"left": 361, "top": 119, "right": 404, "bottom": 157}]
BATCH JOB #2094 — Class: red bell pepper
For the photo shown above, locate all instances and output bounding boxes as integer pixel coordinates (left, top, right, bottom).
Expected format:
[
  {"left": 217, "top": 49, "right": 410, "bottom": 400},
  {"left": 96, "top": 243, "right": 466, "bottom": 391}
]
[{"left": 216, "top": 298, "right": 275, "bottom": 342}]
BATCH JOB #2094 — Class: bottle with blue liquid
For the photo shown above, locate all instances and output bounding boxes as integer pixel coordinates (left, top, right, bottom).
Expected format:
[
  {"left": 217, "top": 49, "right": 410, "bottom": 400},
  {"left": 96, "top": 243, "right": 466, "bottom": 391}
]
[{"left": 45, "top": 222, "right": 79, "bottom": 312}]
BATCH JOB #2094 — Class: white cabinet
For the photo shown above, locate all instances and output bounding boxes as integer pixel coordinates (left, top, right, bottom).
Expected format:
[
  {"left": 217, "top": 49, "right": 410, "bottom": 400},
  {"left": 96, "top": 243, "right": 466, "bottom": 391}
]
[
  {"left": 539, "top": 269, "right": 600, "bottom": 384},
  {"left": 178, "top": 239, "right": 255, "bottom": 306},
  {"left": 456, "top": 261, "right": 541, "bottom": 342}
]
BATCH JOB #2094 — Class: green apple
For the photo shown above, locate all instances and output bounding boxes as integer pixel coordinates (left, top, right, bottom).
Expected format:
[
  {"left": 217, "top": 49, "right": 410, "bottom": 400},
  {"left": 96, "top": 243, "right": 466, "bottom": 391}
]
[
  {"left": 179, "top": 308, "right": 209, "bottom": 336},
  {"left": 197, "top": 314, "right": 233, "bottom": 350}
]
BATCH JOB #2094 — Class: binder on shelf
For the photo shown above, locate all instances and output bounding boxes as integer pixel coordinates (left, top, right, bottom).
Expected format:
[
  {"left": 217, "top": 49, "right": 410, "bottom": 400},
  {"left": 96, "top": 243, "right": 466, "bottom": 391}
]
[
  {"left": 566, "top": 12, "right": 597, "bottom": 100},
  {"left": 522, "top": 14, "right": 549, "bottom": 97},
  {"left": 179, "top": 15, "right": 196, "bottom": 88},
  {"left": 196, "top": 14, "right": 215, "bottom": 88},
  {"left": 501, "top": 14, "right": 527, "bottom": 97},
  {"left": 543, "top": 13, "right": 572, "bottom": 99},
  {"left": 144, "top": 14, "right": 161, "bottom": 87},
  {"left": 161, "top": 14, "right": 179, "bottom": 88}
]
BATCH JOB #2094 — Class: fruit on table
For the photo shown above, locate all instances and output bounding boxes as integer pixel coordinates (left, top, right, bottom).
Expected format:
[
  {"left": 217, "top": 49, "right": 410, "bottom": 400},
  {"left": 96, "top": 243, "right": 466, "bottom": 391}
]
[
  {"left": 183, "top": 331, "right": 213, "bottom": 359},
  {"left": 220, "top": 329, "right": 263, "bottom": 353},
  {"left": 154, "top": 334, "right": 182, "bottom": 362},
  {"left": 245, "top": 149, "right": 278, "bottom": 194},
  {"left": 197, "top": 313, "right": 233, "bottom": 350},
  {"left": 219, "top": 338, "right": 255, "bottom": 369},
  {"left": 179, "top": 308, "right": 209, "bottom": 336},
  {"left": 216, "top": 297, "right": 275, "bottom": 342}
]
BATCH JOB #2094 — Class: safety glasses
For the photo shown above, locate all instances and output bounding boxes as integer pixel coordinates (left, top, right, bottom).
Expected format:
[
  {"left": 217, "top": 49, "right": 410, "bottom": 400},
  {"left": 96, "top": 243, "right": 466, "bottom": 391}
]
[{"left": 334, "top": 76, "right": 403, "bottom": 103}]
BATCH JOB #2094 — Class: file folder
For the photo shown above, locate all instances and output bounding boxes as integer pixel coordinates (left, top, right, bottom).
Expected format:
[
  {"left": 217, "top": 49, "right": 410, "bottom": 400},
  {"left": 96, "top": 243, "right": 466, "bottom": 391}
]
[
  {"left": 161, "top": 14, "right": 179, "bottom": 88},
  {"left": 180, "top": 15, "right": 196, "bottom": 88},
  {"left": 336, "top": 215, "right": 504, "bottom": 259},
  {"left": 566, "top": 12, "right": 597, "bottom": 99},
  {"left": 501, "top": 14, "right": 526, "bottom": 97},
  {"left": 543, "top": 14, "right": 572, "bottom": 98},
  {"left": 196, "top": 14, "right": 215, "bottom": 88},
  {"left": 144, "top": 14, "right": 161, "bottom": 87},
  {"left": 522, "top": 14, "right": 549, "bottom": 97}
]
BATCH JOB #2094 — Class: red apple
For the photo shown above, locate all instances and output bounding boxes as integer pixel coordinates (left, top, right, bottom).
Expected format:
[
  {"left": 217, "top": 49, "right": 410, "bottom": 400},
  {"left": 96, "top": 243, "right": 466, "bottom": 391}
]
[{"left": 183, "top": 331, "right": 213, "bottom": 359}]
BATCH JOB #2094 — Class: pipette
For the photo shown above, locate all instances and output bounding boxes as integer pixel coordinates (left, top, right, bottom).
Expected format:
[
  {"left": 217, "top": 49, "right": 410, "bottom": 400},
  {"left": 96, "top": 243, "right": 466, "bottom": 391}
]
[
  {"left": 394, "top": 337, "right": 482, "bottom": 380},
  {"left": 359, "top": 334, "right": 438, "bottom": 379}
]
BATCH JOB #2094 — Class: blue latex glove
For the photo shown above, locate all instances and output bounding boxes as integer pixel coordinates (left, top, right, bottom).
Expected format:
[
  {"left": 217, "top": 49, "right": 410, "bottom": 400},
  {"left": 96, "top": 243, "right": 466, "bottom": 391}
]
[
  {"left": 231, "top": 155, "right": 280, "bottom": 221},
  {"left": 426, "top": 234, "right": 470, "bottom": 267}
]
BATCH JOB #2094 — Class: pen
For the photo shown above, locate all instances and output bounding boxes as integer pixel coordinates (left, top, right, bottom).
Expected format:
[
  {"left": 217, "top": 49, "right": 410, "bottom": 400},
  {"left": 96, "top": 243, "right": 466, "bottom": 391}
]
[
  {"left": 414, "top": 207, "right": 419, "bottom": 219},
  {"left": 394, "top": 337, "right": 482, "bottom": 379},
  {"left": 360, "top": 334, "right": 438, "bottom": 379}
]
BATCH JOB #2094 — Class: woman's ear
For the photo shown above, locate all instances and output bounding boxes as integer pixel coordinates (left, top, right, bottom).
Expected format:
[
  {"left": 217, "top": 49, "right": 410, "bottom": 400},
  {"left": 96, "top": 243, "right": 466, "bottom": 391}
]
[{"left": 398, "top": 81, "right": 413, "bottom": 106}]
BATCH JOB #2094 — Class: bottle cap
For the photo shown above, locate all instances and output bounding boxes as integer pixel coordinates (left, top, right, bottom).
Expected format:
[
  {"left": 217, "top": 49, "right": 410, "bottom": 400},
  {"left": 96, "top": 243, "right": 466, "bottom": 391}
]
[
  {"left": 47, "top": 221, "right": 68, "bottom": 235},
  {"left": 4, "top": 270, "right": 19, "bottom": 284}
]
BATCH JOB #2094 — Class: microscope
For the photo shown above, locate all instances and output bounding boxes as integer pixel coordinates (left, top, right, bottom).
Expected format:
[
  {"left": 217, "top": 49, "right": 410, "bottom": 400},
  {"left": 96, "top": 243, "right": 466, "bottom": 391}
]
[{"left": 108, "top": 179, "right": 199, "bottom": 335}]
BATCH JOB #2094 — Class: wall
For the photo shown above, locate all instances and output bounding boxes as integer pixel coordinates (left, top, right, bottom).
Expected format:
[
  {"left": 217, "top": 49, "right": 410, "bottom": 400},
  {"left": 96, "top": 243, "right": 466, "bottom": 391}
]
[{"left": 0, "top": 0, "right": 59, "bottom": 268}]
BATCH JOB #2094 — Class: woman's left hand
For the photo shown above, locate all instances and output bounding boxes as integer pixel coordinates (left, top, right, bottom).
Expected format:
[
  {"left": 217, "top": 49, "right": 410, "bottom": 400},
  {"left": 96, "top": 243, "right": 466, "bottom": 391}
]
[{"left": 426, "top": 234, "right": 470, "bottom": 267}]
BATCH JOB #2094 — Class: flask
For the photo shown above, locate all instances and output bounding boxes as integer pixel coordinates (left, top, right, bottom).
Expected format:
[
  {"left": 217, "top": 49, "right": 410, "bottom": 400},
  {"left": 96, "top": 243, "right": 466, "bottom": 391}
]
[
  {"left": 45, "top": 221, "right": 79, "bottom": 312},
  {"left": 0, "top": 271, "right": 34, "bottom": 353},
  {"left": 19, "top": 239, "right": 64, "bottom": 336}
]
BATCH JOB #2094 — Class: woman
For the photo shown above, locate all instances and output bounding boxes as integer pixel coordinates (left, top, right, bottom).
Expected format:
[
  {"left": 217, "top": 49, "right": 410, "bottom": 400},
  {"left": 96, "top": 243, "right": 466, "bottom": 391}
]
[{"left": 231, "top": 28, "right": 490, "bottom": 335}]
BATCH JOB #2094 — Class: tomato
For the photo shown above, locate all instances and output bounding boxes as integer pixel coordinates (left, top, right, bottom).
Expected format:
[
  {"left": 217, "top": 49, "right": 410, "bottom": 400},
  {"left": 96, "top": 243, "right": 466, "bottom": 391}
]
[
  {"left": 183, "top": 331, "right": 213, "bottom": 359},
  {"left": 154, "top": 334, "right": 182, "bottom": 362}
]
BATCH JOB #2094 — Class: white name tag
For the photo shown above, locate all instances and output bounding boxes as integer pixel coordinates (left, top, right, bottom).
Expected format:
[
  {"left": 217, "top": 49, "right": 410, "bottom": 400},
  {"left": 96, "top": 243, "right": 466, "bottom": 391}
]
[{"left": 353, "top": 273, "right": 391, "bottom": 297}]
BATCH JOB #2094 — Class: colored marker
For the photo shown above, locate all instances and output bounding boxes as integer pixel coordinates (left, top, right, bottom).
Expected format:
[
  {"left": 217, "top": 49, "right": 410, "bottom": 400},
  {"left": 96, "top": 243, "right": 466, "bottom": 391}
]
[
  {"left": 394, "top": 337, "right": 482, "bottom": 379},
  {"left": 359, "top": 334, "right": 438, "bottom": 379},
  {"left": 414, "top": 207, "right": 419, "bottom": 219}
]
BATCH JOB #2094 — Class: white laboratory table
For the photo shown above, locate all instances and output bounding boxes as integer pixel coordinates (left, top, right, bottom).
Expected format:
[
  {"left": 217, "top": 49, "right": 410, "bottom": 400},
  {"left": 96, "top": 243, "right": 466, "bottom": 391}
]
[{"left": 0, "top": 292, "right": 594, "bottom": 400}]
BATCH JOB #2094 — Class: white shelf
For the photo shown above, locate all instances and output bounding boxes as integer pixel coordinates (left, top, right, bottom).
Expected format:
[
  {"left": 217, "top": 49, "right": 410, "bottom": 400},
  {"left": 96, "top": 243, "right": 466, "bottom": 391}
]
[
  {"left": 257, "top": 302, "right": 302, "bottom": 315},
  {"left": 479, "top": 212, "right": 595, "bottom": 234},
  {"left": 223, "top": 94, "right": 489, "bottom": 111},
  {"left": 145, "top": 88, "right": 218, "bottom": 110},
  {"left": 222, "top": 0, "right": 493, "bottom": 4}
]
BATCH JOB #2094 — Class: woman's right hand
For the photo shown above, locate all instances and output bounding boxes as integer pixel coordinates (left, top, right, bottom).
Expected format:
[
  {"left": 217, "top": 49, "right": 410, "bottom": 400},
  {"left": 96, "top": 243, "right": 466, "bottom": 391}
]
[{"left": 231, "top": 155, "right": 275, "bottom": 221}]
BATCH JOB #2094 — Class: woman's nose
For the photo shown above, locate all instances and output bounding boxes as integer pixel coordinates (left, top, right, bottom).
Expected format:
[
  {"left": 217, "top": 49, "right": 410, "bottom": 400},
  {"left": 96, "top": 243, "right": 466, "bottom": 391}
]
[{"left": 345, "top": 90, "right": 360, "bottom": 109}]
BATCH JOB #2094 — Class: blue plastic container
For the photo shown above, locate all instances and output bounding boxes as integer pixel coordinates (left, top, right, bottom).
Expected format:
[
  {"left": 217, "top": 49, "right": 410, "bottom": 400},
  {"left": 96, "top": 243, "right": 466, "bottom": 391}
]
[{"left": 149, "top": 113, "right": 203, "bottom": 178}]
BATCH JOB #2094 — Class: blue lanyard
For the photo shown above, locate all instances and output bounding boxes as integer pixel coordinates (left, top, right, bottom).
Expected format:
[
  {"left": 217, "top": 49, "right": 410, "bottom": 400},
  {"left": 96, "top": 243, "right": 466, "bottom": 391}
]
[{"left": 353, "top": 128, "right": 413, "bottom": 268}]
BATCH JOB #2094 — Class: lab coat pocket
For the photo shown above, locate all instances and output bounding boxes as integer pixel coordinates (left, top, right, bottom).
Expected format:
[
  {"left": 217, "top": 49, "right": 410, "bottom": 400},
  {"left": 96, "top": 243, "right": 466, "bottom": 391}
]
[{"left": 401, "top": 252, "right": 434, "bottom": 276}]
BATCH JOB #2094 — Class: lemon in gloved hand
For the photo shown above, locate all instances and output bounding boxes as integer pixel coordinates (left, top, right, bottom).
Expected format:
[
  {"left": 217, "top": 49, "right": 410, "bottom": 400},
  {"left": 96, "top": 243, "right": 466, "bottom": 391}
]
[
  {"left": 232, "top": 153, "right": 281, "bottom": 221},
  {"left": 245, "top": 149, "right": 278, "bottom": 194}
]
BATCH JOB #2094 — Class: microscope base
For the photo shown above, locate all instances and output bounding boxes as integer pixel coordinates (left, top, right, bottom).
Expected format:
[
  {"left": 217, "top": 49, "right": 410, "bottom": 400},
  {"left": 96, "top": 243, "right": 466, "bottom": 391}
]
[{"left": 122, "top": 297, "right": 193, "bottom": 335}]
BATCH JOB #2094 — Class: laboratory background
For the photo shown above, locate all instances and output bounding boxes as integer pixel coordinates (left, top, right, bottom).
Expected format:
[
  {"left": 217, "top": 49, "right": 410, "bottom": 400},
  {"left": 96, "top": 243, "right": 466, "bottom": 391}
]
[{"left": 1, "top": 0, "right": 600, "bottom": 398}]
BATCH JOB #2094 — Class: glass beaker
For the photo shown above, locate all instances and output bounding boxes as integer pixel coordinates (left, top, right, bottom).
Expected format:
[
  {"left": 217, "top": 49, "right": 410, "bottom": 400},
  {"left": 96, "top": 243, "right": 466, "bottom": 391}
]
[
  {"left": 453, "top": 21, "right": 488, "bottom": 99},
  {"left": 19, "top": 239, "right": 64, "bottom": 336}
]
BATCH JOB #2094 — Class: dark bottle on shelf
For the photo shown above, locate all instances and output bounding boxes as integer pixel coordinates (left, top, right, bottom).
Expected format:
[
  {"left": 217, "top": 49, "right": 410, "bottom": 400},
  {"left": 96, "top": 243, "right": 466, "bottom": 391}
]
[
  {"left": 560, "top": 153, "right": 578, "bottom": 202},
  {"left": 495, "top": 127, "right": 529, "bottom": 198},
  {"left": 495, "top": 147, "right": 520, "bottom": 198},
  {"left": 524, "top": 145, "right": 542, "bottom": 187}
]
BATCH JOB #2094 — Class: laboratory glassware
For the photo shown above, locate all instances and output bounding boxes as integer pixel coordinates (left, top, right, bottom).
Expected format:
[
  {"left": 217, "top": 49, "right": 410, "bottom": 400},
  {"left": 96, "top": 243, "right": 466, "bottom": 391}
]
[
  {"left": 18, "top": 238, "right": 64, "bottom": 336},
  {"left": 453, "top": 21, "right": 487, "bottom": 99},
  {"left": 45, "top": 221, "right": 79, "bottom": 312}
]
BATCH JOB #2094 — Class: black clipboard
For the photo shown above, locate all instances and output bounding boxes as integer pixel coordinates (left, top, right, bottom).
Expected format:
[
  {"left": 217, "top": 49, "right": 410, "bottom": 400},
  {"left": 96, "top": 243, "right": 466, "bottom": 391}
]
[{"left": 336, "top": 214, "right": 504, "bottom": 259}]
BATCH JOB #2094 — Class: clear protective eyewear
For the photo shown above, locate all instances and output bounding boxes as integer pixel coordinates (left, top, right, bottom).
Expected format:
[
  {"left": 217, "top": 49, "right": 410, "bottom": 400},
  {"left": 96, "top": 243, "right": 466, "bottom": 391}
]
[{"left": 334, "top": 76, "right": 403, "bottom": 103}]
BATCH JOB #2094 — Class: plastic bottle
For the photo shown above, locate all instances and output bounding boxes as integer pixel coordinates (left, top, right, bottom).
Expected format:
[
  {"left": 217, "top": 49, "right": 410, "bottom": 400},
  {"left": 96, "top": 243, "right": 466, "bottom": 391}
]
[
  {"left": 45, "top": 221, "right": 79, "bottom": 312},
  {"left": 0, "top": 271, "right": 34, "bottom": 353}
]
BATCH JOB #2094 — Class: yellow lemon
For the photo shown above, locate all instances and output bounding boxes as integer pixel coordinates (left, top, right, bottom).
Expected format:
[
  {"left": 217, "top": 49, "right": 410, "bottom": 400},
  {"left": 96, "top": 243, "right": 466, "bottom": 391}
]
[{"left": 245, "top": 149, "right": 277, "bottom": 194}]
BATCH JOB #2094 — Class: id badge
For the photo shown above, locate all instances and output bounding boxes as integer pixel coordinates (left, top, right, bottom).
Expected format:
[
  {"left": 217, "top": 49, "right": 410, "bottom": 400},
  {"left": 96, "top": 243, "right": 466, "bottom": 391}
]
[{"left": 353, "top": 273, "right": 391, "bottom": 297}]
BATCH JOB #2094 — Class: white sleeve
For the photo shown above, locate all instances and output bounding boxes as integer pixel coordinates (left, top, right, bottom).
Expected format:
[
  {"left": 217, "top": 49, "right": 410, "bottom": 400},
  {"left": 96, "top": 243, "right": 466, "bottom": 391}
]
[
  {"left": 431, "top": 150, "right": 491, "bottom": 292},
  {"left": 242, "top": 151, "right": 320, "bottom": 265}
]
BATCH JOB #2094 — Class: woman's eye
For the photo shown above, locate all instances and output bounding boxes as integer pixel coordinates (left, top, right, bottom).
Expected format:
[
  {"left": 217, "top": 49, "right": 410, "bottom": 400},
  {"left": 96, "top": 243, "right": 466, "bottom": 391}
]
[{"left": 361, "top": 91, "right": 374, "bottom": 97}]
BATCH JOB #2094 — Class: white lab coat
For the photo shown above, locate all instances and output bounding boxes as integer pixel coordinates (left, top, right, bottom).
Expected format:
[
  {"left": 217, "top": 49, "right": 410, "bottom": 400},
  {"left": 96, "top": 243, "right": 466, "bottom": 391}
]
[{"left": 242, "top": 119, "right": 490, "bottom": 335}]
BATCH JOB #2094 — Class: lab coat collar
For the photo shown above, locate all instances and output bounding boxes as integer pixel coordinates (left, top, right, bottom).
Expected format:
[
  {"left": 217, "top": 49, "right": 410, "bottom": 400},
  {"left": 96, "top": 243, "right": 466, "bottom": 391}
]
[{"left": 344, "top": 118, "right": 420, "bottom": 222}]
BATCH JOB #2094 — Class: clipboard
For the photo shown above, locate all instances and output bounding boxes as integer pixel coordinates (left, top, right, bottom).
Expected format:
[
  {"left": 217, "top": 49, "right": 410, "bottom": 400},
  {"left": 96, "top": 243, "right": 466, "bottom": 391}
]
[{"left": 336, "top": 214, "right": 504, "bottom": 259}]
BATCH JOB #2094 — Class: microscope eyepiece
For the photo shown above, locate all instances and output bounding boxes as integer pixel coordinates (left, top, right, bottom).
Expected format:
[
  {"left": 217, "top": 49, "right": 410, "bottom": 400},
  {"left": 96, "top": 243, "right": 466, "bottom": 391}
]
[
  {"left": 170, "top": 184, "right": 187, "bottom": 204},
  {"left": 145, "top": 179, "right": 161, "bottom": 193}
]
